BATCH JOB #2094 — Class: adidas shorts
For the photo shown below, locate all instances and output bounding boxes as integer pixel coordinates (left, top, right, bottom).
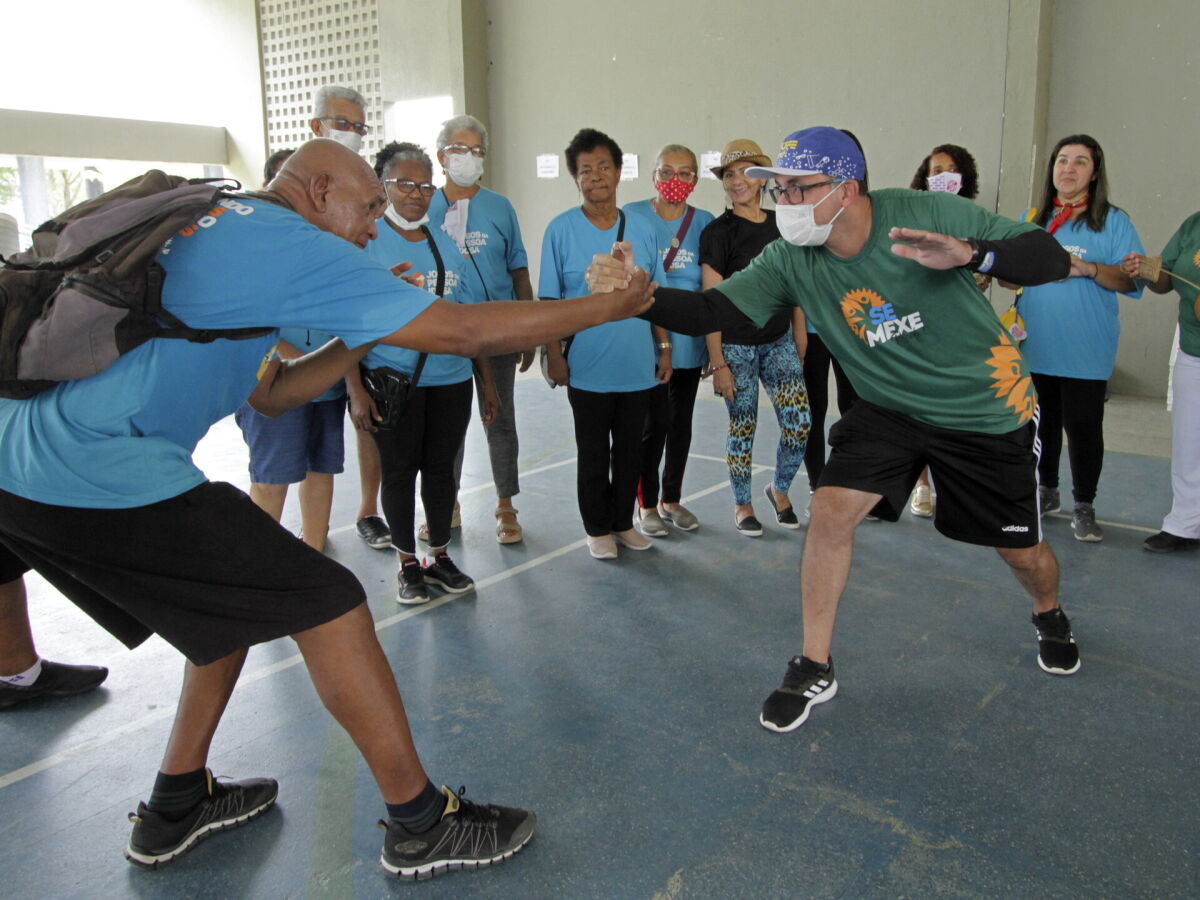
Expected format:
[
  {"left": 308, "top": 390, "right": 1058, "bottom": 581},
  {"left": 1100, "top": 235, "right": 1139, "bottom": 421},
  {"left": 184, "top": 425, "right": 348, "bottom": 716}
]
[
  {"left": 0, "top": 481, "right": 365, "bottom": 665},
  {"left": 820, "top": 400, "right": 1042, "bottom": 548}
]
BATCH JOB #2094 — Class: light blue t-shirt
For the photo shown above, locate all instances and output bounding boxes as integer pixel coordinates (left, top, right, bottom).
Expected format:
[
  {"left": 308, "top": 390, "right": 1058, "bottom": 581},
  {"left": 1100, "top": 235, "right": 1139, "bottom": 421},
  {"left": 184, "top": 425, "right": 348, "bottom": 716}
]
[
  {"left": 0, "top": 198, "right": 434, "bottom": 508},
  {"left": 622, "top": 199, "right": 715, "bottom": 370},
  {"left": 363, "top": 222, "right": 479, "bottom": 386},
  {"left": 278, "top": 327, "right": 346, "bottom": 402},
  {"left": 428, "top": 187, "right": 529, "bottom": 302},
  {"left": 538, "top": 207, "right": 664, "bottom": 393},
  {"left": 1019, "top": 208, "right": 1144, "bottom": 379}
]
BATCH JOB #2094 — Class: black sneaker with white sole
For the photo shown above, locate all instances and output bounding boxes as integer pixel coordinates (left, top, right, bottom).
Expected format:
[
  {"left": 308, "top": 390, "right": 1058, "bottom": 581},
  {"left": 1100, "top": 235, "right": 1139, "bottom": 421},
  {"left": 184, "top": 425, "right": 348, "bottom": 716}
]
[
  {"left": 380, "top": 785, "right": 535, "bottom": 880},
  {"left": 1031, "top": 607, "right": 1081, "bottom": 675},
  {"left": 398, "top": 557, "right": 431, "bottom": 605},
  {"left": 423, "top": 552, "right": 475, "bottom": 594},
  {"left": 760, "top": 655, "right": 838, "bottom": 732},
  {"left": 125, "top": 770, "right": 278, "bottom": 868},
  {"left": 356, "top": 515, "right": 393, "bottom": 549}
]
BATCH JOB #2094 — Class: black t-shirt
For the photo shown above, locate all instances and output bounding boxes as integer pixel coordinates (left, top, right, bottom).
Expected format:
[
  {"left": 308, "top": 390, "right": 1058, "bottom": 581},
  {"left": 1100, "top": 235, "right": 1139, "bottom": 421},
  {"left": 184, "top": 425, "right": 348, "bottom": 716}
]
[{"left": 698, "top": 209, "right": 791, "bottom": 344}]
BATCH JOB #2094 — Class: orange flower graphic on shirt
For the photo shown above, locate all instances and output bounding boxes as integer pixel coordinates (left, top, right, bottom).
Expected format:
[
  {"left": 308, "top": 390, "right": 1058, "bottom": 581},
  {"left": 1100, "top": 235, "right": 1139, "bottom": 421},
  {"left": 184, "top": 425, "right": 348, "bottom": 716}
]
[
  {"left": 841, "top": 288, "right": 888, "bottom": 340},
  {"left": 1192, "top": 248, "right": 1200, "bottom": 269},
  {"left": 986, "top": 331, "right": 1036, "bottom": 424}
]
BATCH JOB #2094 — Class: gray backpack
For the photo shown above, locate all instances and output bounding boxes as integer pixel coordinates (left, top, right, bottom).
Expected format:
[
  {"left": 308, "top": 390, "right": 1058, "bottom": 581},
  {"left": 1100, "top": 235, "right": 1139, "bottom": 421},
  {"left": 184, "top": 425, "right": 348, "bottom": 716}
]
[{"left": 0, "top": 170, "right": 273, "bottom": 399}]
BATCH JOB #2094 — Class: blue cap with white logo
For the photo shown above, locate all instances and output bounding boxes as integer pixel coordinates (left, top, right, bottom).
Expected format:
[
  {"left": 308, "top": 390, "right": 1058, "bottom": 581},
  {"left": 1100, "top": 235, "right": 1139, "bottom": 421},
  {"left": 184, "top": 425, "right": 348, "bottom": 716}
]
[{"left": 744, "top": 126, "right": 865, "bottom": 181}]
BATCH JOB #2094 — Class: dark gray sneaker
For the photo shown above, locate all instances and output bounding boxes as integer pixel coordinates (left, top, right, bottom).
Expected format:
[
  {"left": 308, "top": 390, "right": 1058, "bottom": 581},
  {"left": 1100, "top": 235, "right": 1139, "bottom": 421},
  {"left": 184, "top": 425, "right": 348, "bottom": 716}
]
[
  {"left": 760, "top": 655, "right": 838, "bottom": 732},
  {"left": 379, "top": 785, "right": 536, "bottom": 880},
  {"left": 0, "top": 660, "right": 108, "bottom": 709},
  {"left": 125, "top": 770, "right": 278, "bottom": 868},
  {"left": 356, "top": 515, "right": 393, "bottom": 550},
  {"left": 423, "top": 552, "right": 474, "bottom": 594},
  {"left": 1143, "top": 530, "right": 1200, "bottom": 553},
  {"left": 1039, "top": 486, "right": 1061, "bottom": 515},
  {"left": 1071, "top": 503, "right": 1103, "bottom": 542},
  {"left": 398, "top": 557, "right": 431, "bottom": 605}
]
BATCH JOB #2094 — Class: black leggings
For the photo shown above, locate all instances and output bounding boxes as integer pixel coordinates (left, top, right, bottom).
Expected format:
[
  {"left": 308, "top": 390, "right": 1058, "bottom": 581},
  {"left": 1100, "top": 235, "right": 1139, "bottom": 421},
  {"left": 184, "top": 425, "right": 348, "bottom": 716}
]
[
  {"left": 568, "top": 386, "right": 652, "bottom": 536},
  {"left": 802, "top": 332, "right": 858, "bottom": 491},
  {"left": 1031, "top": 372, "right": 1106, "bottom": 504},
  {"left": 371, "top": 378, "right": 474, "bottom": 554},
  {"left": 638, "top": 367, "right": 702, "bottom": 506}
]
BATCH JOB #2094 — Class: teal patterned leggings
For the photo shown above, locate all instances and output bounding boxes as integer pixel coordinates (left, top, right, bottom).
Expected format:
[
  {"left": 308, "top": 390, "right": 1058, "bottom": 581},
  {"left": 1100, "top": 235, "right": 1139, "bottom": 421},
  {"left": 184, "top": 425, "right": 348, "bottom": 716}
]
[{"left": 722, "top": 334, "right": 811, "bottom": 506}]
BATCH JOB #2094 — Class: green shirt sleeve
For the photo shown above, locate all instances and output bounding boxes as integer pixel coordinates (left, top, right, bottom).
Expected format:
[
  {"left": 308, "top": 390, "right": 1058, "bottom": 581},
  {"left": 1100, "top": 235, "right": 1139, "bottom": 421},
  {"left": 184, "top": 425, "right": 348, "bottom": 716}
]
[
  {"left": 710, "top": 240, "right": 799, "bottom": 330},
  {"left": 928, "top": 192, "right": 1040, "bottom": 242}
]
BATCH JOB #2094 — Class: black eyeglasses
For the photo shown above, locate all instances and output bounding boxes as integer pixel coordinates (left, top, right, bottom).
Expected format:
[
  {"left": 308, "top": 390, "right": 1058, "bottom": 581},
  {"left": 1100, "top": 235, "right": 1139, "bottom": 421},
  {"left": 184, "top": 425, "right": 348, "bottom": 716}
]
[
  {"left": 767, "top": 179, "right": 843, "bottom": 204},
  {"left": 318, "top": 115, "right": 369, "bottom": 136},
  {"left": 383, "top": 178, "right": 436, "bottom": 197}
]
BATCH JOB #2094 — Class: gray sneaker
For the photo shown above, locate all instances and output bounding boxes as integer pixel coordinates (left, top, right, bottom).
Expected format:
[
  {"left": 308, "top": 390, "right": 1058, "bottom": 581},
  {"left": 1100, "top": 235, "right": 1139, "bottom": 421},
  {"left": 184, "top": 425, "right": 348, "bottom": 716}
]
[
  {"left": 638, "top": 508, "right": 669, "bottom": 537},
  {"left": 1039, "top": 486, "right": 1061, "bottom": 515},
  {"left": 1072, "top": 503, "right": 1103, "bottom": 542},
  {"left": 657, "top": 503, "right": 699, "bottom": 531}
]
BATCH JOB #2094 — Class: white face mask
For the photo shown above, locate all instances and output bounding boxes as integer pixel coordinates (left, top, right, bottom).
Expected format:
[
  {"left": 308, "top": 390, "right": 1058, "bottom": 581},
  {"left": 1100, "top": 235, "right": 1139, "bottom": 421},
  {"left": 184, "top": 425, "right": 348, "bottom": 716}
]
[
  {"left": 324, "top": 129, "right": 363, "bottom": 154},
  {"left": 776, "top": 183, "right": 846, "bottom": 247},
  {"left": 385, "top": 205, "right": 429, "bottom": 231},
  {"left": 445, "top": 152, "right": 484, "bottom": 187},
  {"left": 927, "top": 171, "right": 963, "bottom": 194}
]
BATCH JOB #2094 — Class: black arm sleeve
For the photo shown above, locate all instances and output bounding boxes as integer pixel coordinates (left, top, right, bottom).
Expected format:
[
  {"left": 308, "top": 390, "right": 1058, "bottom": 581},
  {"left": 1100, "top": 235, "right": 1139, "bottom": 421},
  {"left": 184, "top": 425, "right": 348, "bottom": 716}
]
[
  {"left": 969, "top": 229, "right": 1071, "bottom": 286},
  {"left": 637, "top": 287, "right": 761, "bottom": 336}
]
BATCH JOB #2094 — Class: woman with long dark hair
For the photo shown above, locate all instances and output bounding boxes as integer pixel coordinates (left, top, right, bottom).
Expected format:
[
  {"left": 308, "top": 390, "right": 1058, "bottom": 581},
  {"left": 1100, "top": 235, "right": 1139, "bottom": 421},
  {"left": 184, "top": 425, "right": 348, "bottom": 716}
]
[{"left": 1009, "top": 134, "right": 1143, "bottom": 542}]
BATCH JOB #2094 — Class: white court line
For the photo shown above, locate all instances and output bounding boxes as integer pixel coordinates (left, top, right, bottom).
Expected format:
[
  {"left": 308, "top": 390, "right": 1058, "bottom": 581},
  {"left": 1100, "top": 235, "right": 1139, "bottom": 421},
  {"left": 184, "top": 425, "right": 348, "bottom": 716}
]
[{"left": 0, "top": 463, "right": 737, "bottom": 792}]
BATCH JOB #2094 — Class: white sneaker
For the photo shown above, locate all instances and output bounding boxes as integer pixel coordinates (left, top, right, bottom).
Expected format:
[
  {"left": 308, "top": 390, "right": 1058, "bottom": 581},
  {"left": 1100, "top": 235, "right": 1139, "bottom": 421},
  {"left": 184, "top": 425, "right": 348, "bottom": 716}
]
[
  {"left": 638, "top": 508, "right": 669, "bottom": 537},
  {"left": 909, "top": 484, "right": 934, "bottom": 518},
  {"left": 613, "top": 528, "right": 653, "bottom": 550},
  {"left": 587, "top": 534, "right": 618, "bottom": 559}
]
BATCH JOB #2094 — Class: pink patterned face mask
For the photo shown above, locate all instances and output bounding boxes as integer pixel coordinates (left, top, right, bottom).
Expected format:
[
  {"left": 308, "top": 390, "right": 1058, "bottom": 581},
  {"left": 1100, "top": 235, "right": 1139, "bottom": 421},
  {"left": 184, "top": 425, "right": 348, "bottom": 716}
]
[
  {"left": 927, "top": 172, "right": 963, "bottom": 194},
  {"left": 655, "top": 177, "right": 696, "bottom": 205}
]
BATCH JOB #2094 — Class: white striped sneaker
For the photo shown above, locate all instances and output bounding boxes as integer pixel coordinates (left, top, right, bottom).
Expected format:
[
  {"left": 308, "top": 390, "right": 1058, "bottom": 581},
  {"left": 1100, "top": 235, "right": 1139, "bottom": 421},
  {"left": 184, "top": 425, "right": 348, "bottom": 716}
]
[{"left": 759, "top": 655, "right": 838, "bottom": 732}]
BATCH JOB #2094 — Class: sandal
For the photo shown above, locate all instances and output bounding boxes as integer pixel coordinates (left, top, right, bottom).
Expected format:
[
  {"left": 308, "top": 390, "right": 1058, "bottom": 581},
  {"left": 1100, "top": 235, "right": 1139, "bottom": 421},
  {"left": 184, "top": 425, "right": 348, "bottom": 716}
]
[
  {"left": 417, "top": 502, "right": 461, "bottom": 543},
  {"left": 495, "top": 506, "right": 523, "bottom": 544}
]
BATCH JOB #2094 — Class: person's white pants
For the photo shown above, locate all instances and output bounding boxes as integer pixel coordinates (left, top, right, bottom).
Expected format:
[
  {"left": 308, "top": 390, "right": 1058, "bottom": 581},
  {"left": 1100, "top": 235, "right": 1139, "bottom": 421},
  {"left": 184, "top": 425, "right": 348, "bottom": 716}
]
[{"left": 1163, "top": 347, "right": 1200, "bottom": 539}]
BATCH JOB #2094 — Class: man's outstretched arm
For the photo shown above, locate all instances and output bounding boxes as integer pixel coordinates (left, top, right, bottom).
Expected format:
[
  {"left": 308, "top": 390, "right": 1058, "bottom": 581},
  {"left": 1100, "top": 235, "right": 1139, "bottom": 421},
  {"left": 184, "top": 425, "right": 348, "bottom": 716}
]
[
  {"left": 635, "top": 287, "right": 759, "bottom": 337},
  {"left": 889, "top": 226, "right": 1071, "bottom": 286}
]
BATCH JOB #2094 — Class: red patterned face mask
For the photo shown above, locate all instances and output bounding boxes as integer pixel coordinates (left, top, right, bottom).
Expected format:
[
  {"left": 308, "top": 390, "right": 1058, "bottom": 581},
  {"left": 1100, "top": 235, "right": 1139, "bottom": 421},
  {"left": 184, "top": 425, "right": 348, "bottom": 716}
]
[{"left": 655, "top": 177, "right": 696, "bottom": 205}]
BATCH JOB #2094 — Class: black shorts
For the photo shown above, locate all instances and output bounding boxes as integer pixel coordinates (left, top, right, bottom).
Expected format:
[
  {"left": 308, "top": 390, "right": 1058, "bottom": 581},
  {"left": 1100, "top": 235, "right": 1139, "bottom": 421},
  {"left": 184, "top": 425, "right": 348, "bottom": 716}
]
[
  {"left": 0, "top": 482, "right": 366, "bottom": 665},
  {"left": 820, "top": 401, "right": 1042, "bottom": 548}
]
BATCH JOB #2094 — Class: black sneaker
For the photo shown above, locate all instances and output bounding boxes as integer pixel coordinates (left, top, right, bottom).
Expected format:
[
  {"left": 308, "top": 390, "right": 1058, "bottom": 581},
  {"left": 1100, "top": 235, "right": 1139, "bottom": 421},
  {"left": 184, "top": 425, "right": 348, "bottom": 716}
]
[
  {"left": 763, "top": 484, "right": 800, "bottom": 529},
  {"left": 356, "top": 515, "right": 393, "bottom": 550},
  {"left": 398, "top": 557, "right": 431, "bottom": 605},
  {"left": 125, "top": 770, "right": 278, "bottom": 868},
  {"left": 760, "top": 655, "right": 838, "bottom": 732},
  {"left": 423, "top": 552, "right": 475, "bottom": 594},
  {"left": 1031, "top": 607, "right": 1081, "bottom": 675},
  {"left": 1143, "top": 530, "right": 1200, "bottom": 553},
  {"left": 1039, "top": 486, "right": 1061, "bottom": 516},
  {"left": 0, "top": 660, "right": 108, "bottom": 709},
  {"left": 735, "top": 514, "right": 763, "bottom": 537},
  {"left": 1071, "top": 503, "right": 1103, "bottom": 542},
  {"left": 379, "top": 785, "right": 536, "bottom": 880}
]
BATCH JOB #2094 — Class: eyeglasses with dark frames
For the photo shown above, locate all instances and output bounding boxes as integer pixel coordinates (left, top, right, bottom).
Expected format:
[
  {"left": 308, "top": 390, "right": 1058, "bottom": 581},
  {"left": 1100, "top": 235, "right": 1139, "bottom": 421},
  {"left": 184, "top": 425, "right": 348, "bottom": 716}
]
[
  {"left": 383, "top": 178, "right": 436, "bottom": 197},
  {"left": 317, "top": 115, "right": 369, "bottom": 136},
  {"left": 767, "top": 179, "right": 844, "bottom": 204}
]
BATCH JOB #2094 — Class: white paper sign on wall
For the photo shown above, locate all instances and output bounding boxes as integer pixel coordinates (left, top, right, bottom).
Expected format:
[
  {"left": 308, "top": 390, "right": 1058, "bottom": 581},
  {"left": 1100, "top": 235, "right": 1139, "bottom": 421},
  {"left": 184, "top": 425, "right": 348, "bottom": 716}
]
[
  {"left": 536, "top": 154, "right": 559, "bottom": 178},
  {"left": 700, "top": 151, "right": 721, "bottom": 180},
  {"left": 620, "top": 154, "right": 638, "bottom": 181}
]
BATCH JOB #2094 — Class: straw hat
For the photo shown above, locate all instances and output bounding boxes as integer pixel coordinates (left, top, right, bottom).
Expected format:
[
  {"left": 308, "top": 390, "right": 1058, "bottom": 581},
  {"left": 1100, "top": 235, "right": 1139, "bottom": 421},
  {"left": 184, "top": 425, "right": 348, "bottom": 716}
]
[{"left": 710, "top": 139, "right": 771, "bottom": 179}]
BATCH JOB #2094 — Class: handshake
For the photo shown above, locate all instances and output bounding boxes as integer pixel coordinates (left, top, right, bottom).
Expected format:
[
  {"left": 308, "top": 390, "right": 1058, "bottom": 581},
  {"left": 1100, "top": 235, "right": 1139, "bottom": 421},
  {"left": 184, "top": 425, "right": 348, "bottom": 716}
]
[{"left": 585, "top": 241, "right": 653, "bottom": 298}]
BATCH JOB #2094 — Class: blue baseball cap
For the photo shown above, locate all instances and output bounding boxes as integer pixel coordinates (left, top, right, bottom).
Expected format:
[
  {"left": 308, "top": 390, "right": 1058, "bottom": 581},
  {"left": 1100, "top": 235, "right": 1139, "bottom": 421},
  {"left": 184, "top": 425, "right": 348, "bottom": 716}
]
[{"left": 744, "top": 127, "right": 866, "bottom": 181}]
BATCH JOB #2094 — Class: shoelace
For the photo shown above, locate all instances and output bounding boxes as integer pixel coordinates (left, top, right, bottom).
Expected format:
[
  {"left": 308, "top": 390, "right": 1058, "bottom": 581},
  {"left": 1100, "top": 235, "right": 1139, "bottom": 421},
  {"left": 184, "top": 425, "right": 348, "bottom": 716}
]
[
  {"left": 451, "top": 786, "right": 500, "bottom": 825},
  {"left": 780, "top": 657, "right": 831, "bottom": 691},
  {"left": 1034, "top": 611, "right": 1071, "bottom": 641}
]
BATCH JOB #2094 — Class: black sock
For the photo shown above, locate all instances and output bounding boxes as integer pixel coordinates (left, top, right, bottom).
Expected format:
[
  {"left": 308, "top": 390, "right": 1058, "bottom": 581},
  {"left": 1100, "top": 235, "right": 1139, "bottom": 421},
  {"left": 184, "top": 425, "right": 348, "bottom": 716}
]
[
  {"left": 386, "top": 780, "right": 446, "bottom": 833},
  {"left": 147, "top": 768, "right": 209, "bottom": 820}
]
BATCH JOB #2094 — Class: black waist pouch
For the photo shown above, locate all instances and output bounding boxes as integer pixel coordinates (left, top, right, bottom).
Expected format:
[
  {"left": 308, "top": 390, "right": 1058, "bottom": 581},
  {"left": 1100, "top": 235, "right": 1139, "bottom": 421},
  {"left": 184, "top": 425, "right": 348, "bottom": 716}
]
[{"left": 360, "top": 358, "right": 425, "bottom": 429}]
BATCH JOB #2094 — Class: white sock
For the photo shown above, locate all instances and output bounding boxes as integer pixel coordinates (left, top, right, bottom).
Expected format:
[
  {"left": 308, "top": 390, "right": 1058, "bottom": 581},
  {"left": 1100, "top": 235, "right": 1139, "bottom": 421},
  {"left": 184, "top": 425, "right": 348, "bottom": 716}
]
[{"left": 0, "top": 658, "right": 43, "bottom": 687}]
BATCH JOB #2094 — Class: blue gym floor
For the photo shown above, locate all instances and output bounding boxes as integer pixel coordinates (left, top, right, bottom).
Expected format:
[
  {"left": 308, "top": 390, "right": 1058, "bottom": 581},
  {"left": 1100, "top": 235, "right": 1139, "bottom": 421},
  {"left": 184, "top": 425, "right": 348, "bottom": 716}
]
[{"left": 2, "top": 376, "right": 1197, "bottom": 899}]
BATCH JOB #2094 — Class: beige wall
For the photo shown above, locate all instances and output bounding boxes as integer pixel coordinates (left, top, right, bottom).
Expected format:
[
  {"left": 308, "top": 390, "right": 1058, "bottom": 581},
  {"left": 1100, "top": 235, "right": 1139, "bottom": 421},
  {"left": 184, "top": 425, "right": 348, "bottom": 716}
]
[{"left": 1043, "top": 0, "right": 1200, "bottom": 396}]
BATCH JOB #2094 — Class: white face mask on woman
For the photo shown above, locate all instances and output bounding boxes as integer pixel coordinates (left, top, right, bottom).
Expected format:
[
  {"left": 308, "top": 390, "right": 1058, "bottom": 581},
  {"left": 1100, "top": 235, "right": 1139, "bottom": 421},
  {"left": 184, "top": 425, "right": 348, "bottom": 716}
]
[
  {"left": 385, "top": 205, "right": 429, "bottom": 231},
  {"left": 776, "top": 183, "right": 846, "bottom": 247},
  {"left": 927, "top": 171, "right": 963, "bottom": 194},
  {"left": 445, "top": 152, "right": 484, "bottom": 187}
]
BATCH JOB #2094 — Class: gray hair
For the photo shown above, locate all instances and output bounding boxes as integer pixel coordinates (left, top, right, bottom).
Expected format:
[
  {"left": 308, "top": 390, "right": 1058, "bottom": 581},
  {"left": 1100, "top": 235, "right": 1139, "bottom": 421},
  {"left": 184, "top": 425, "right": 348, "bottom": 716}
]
[
  {"left": 312, "top": 84, "right": 366, "bottom": 118},
  {"left": 374, "top": 141, "right": 433, "bottom": 180},
  {"left": 436, "top": 114, "right": 489, "bottom": 154},
  {"left": 656, "top": 143, "right": 698, "bottom": 170}
]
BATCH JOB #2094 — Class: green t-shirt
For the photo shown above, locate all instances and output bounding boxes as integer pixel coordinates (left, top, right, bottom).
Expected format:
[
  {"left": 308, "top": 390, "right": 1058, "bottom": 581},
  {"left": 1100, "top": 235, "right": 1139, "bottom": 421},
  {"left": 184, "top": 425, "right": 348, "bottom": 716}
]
[
  {"left": 1161, "top": 211, "right": 1200, "bottom": 357},
  {"left": 715, "top": 188, "right": 1040, "bottom": 434}
]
